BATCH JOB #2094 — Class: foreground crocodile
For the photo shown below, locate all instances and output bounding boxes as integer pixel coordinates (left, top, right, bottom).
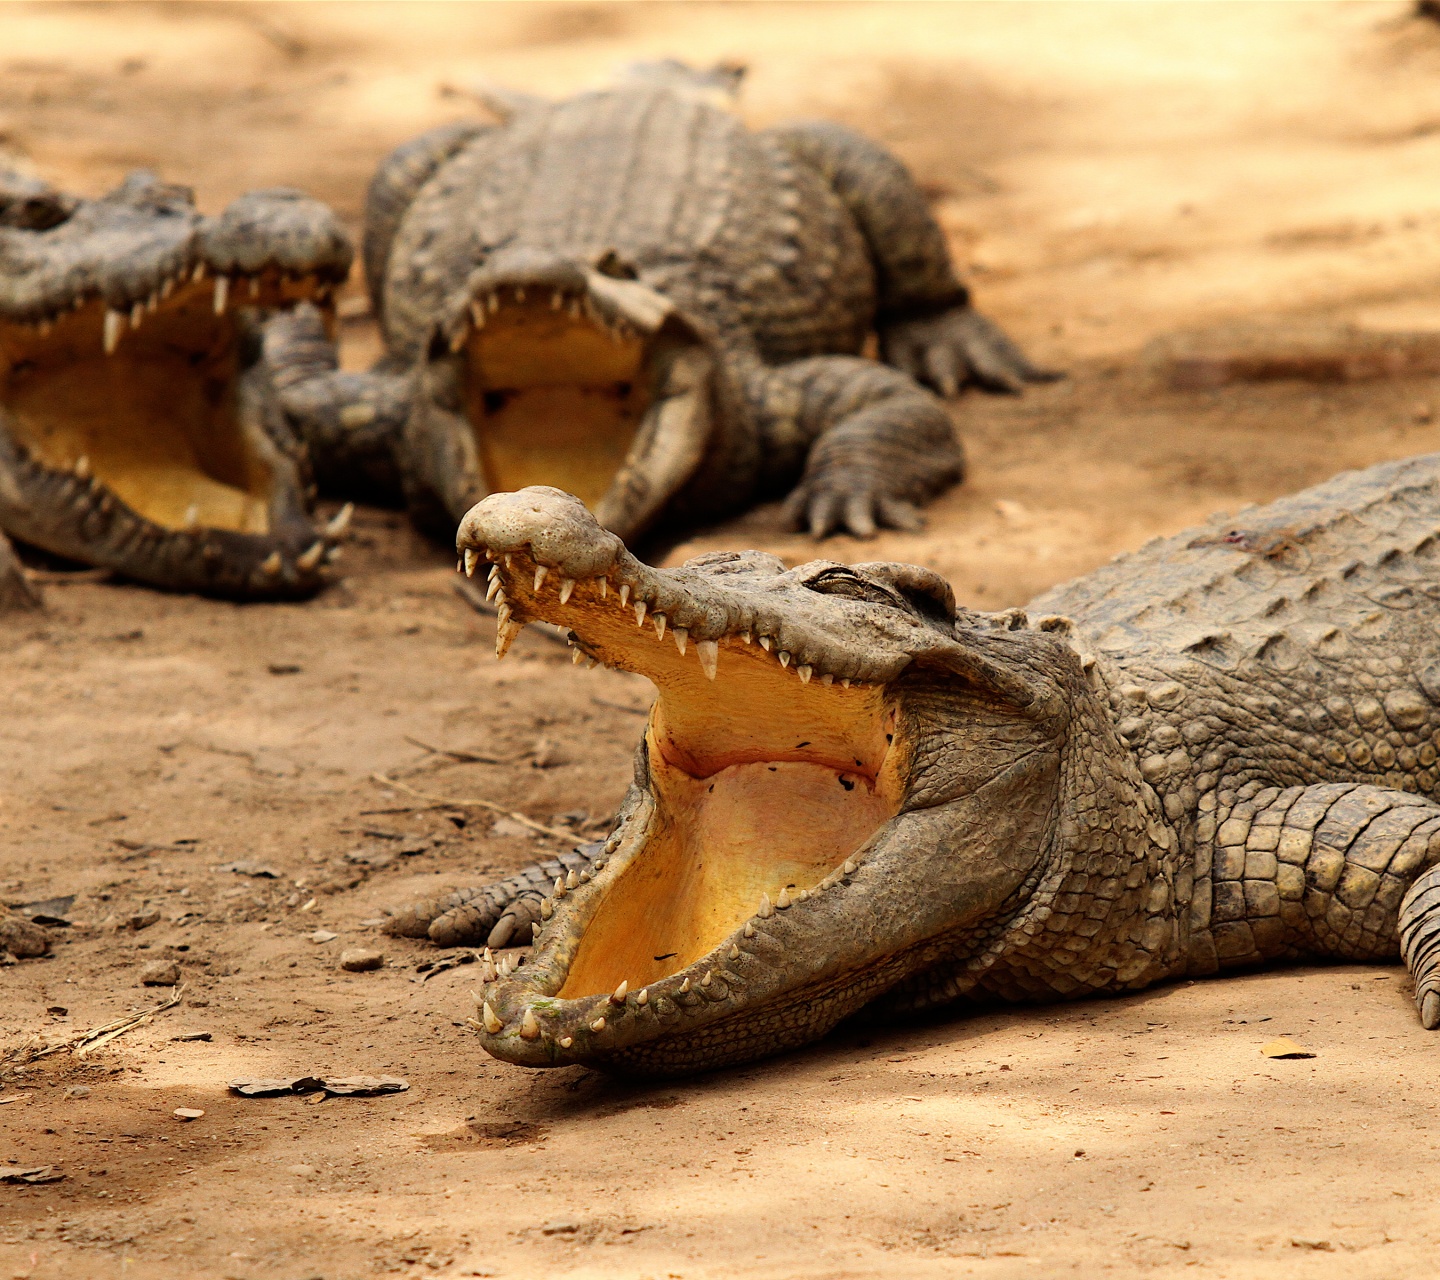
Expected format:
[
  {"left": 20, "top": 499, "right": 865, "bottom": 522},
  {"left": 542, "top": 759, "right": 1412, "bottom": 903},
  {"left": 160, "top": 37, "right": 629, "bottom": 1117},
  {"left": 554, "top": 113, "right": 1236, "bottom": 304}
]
[
  {"left": 389, "top": 459, "right": 1440, "bottom": 1075},
  {"left": 0, "top": 168, "right": 353, "bottom": 598},
  {"left": 288, "top": 64, "right": 1053, "bottom": 545}
]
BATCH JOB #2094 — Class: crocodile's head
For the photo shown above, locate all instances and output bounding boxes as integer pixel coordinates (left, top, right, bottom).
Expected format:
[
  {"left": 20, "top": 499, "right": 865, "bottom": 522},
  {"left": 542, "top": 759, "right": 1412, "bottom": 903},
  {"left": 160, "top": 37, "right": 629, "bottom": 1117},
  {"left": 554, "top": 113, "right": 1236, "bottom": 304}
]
[
  {"left": 454, "top": 487, "right": 1126, "bottom": 1076},
  {"left": 0, "top": 170, "right": 353, "bottom": 598},
  {"left": 407, "top": 245, "right": 733, "bottom": 545}
]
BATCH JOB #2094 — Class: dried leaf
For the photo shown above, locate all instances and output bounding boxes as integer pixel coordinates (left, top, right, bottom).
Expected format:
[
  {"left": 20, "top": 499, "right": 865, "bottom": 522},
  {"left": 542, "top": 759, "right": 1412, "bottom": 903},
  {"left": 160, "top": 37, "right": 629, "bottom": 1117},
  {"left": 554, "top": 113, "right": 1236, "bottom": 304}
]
[{"left": 1261, "top": 1037, "right": 1316, "bottom": 1059}]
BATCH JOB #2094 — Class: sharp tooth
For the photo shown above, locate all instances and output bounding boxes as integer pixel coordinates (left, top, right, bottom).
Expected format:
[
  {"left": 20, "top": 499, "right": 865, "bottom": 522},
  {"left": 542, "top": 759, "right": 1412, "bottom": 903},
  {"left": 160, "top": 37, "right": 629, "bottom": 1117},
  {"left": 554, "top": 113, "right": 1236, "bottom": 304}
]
[
  {"left": 260, "top": 551, "right": 282, "bottom": 577},
  {"left": 728, "top": 945, "right": 740, "bottom": 961},
  {"left": 534, "top": 566, "right": 548, "bottom": 591},
  {"left": 487, "top": 292, "right": 499, "bottom": 314},
  {"left": 520, "top": 1009, "right": 540, "bottom": 1040},
  {"left": 778, "top": 651, "right": 791, "bottom": 668},
  {"left": 634, "top": 600, "right": 647, "bottom": 627},
  {"left": 696, "top": 639, "right": 718, "bottom": 681},
  {"left": 589, "top": 1016, "right": 606, "bottom": 1032},
  {"left": 503, "top": 553, "right": 511, "bottom": 568},
  {"left": 743, "top": 921, "right": 756, "bottom": 937},
  {"left": 572, "top": 647, "right": 584, "bottom": 665},
  {"left": 463, "top": 548, "right": 479, "bottom": 577},
  {"left": 821, "top": 673, "right": 834, "bottom": 685},
  {"left": 759, "top": 636, "right": 772, "bottom": 651},
  {"left": 599, "top": 577, "right": 608, "bottom": 599},
  {"left": 741, "top": 630, "right": 752, "bottom": 645},
  {"left": 213, "top": 276, "right": 229, "bottom": 314},
  {"left": 495, "top": 616, "right": 525, "bottom": 658},
  {"left": 672, "top": 626, "right": 687, "bottom": 655},
  {"left": 324, "top": 503, "right": 353, "bottom": 538},
  {"left": 485, "top": 577, "right": 501, "bottom": 603},
  {"left": 559, "top": 578, "right": 575, "bottom": 604},
  {"left": 559, "top": 1035, "right": 573, "bottom": 1049},
  {"left": 103, "top": 310, "right": 123, "bottom": 354},
  {"left": 610, "top": 980, "right": 628, "bottom": 1005},
  {"left": 297, "top": 541, "right": 324, "bottom": 572},
  {"left": 73, "top": 455, "right": 90, "bottom": 479},
  {"left": 653, "top": 613, "right": 667, "bottom": 641},
  {"left": 130, "top": 302, "right": 145, "bottom": 328},
  {"left": 619, "top": 584, "right": 630, "bottom": 606},
  {"left": 183, "top": 504, "right": 200, "bottom": 530},
  {"left": 636, "top": 988, "right": 649, "bottom": 1006},
  {"left": 540, "top": 898, "right": 553, "bottom": 919},
  {"left": 470, "top": 301, "right": 485, "bottom": 327},
  {"left": 565, "top": 869, "right": 579, "bottom": 890},
  {"left": 192, "top": 261, "right": 207, "bottom": 282},
  {"left": 756, "top": 893, "right": 774, "bottom": 919},
  {"left": 678, "top": 978, "right": 691, "bottom": 994},
  {"left": 579, "top": 869, "right": 591, "bottom": 883},
  {"left": 776, "top": 887, "right": 792, "bottom": 908},
  {"left": 449, "top": 328, "right": 466, "bottom": 353},
  {"left": 585, "top": 657, "right": 598, "bottom": 670},
  {"left": 553, "top": 876, "right": 566, "bottom": 898},
  {"left": 798, "top": 665, "right": 812, "bottom": 683},
  {"left": 841, "top": 678, "right": 851, "bottom": 689},
  {"left": 481, "top": 1002, "right": 503, "bottom": 1034},
  {"left": 488, "top": 564, "right": 500, "bottom": 583},
  {"left": 842, "top": 859, "right": 858, "bottom": 875}
]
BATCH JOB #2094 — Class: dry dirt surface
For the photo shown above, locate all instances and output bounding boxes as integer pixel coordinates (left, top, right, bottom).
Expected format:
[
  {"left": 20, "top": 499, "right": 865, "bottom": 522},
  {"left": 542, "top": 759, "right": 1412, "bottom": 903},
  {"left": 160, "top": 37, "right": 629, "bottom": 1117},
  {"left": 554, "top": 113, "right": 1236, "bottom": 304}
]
[{"left": 6, "top": 3, "right": 1440, "bottom": 1277}]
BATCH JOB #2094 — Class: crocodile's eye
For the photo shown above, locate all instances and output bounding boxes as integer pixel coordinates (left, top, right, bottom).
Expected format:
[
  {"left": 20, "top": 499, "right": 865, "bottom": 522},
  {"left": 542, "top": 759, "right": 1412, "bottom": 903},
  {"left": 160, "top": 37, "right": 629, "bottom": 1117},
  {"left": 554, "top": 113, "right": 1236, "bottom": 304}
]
[{"left": 803, "top": 568, "right": 905, "bottom": 609}]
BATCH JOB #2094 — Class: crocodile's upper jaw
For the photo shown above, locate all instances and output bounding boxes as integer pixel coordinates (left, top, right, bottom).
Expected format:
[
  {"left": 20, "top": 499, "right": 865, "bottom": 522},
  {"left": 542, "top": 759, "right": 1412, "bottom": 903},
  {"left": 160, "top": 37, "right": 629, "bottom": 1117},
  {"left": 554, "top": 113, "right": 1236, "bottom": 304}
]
[
  {"left": 431, "top": 251, "right": 717, "bottom": 543},
  {"left": 453, "top": 488, "right": 1067, "bottom": 1075},
  {"left": 0, "top": 173, "right": 353, "bottom": 597}
]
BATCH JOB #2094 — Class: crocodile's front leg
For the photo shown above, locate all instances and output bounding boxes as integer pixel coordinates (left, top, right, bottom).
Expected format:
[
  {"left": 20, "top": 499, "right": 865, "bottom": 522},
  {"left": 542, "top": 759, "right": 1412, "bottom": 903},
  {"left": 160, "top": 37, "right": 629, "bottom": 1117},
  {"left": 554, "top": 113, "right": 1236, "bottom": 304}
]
[
  {"left": 262, "top": 304, "right": 411, "bottom": 504},
  {"left": 385, "top": 844, "right": 606, "bottom": 949},
  {"left": 750, "top": 355, "right": 963, "bottom": 538},
  {"left": 766, "top": 120, "right": 1059, "bottom": 395},
  {"left": 1192, "top": 783, "right": 1440, "bottom": 1028}
]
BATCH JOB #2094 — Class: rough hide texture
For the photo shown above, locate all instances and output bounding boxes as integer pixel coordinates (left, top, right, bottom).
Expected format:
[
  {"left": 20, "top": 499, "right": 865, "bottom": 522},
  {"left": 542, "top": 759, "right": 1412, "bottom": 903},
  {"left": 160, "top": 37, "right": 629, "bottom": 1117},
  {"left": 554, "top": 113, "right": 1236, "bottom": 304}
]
[
  {"left": 290, "top": 66, "right": 1053, "bottom": 546},
  {"left": 0, "top": 168, "right": 355, "bottom": 599},
  {"left": 390, "top": 457, "right": 1440, "bottom": 1074}
]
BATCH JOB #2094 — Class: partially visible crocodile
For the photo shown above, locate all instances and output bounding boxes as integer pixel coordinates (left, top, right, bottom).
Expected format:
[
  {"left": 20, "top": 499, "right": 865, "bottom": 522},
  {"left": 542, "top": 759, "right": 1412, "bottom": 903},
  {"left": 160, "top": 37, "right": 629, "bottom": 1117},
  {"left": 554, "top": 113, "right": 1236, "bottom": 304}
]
[
  {"left": 286, "top": 63, "right": 1053, "bottom": 546},
  {"left": 0, "top": 168, "right": 354, "bottom": 598},
  {"left": 390, "top": 461, "right": 1440, "bottom": 1074}
]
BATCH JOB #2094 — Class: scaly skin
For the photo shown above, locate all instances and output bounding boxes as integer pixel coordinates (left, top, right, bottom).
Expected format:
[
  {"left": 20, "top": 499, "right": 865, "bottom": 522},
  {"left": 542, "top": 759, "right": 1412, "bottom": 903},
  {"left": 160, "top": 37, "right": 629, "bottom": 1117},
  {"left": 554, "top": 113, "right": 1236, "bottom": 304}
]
[
  {"left": 0, "top": 169, "right": 354, "bottom": 598},
  {"left": 390, "top": 459, "right": 1440, "bottom": 1075},
  {"left": 290, "top": 66, "right": 1055, "bottom": 546}
]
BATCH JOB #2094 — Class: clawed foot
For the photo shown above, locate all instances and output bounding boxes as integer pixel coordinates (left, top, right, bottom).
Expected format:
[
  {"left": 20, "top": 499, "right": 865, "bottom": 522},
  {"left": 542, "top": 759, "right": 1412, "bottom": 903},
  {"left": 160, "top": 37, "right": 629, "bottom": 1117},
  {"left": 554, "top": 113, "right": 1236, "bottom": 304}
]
[
  {"left": 782, "top": 476, "right": 926, "bottom": 540},
  {"left": 383, "top": 846, "right": 601, "bottom": 948},
  {"left": 881, "top": 306, "right": 1062, "bottom": 396}
]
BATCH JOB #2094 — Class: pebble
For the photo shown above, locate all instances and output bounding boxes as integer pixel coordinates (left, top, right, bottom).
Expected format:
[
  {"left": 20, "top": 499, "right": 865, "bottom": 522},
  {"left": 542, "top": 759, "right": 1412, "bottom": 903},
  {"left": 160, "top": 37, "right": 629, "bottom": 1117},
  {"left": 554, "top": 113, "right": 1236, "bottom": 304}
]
[
  {"left": 172, "top": 1108, "right": 205, "bottom": 1121},
  {"left": 139, "top": 959, "right": 181, "bottom": 986},
  {"left": 309, "top": 930, "right": 338, "bottom": 944},
  {"left": 64, "top": 1086, "right": 90, "bottom": 1099},
  {"left": 339, "top": 948, "right": 384, "bottom": 972},
  {"left": 126, "top": 910, "right": 161, "bottom": 931}
]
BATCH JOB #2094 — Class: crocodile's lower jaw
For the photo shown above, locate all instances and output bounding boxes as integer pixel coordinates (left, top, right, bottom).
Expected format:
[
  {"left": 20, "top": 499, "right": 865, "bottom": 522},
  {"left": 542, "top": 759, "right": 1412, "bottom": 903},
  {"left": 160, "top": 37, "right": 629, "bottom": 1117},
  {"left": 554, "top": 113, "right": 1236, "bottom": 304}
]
[{"left": 0, "top": 273, "right": 340, "bottom": 595}]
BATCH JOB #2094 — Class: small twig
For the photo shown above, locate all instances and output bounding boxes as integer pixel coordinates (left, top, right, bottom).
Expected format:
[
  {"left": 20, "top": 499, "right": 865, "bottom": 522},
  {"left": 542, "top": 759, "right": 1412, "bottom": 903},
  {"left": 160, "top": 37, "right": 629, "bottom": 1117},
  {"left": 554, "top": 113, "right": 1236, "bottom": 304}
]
[
  {"left": 402, "top": 735, "right": 503, "bottom": 765},
  {"left": 22, "top": 567, "right": 113, "bottom": 586},
  {"left": 451, "top": 578, "right": 571, "bottom": 646},
  {"left": 370, "top": 774, "right": 577, "bottom": 841},
  {"left": 1, "top": 988, "right": 183, "bottom": 1075}
]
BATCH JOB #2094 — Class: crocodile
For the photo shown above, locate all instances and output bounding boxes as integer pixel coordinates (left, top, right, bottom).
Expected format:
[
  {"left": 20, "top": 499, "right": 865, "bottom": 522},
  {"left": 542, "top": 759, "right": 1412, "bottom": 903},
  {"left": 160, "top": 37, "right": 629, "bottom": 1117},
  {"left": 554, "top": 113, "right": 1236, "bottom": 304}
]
[
  {"left": 0, "top": 167, "right": 355, "bottom": 598},
  {"left": 286, "top": 63, "right": 1053, "bottom": 546},
  {"left": 388, "top": 463, "right": 1440, "bottom": 1075}
]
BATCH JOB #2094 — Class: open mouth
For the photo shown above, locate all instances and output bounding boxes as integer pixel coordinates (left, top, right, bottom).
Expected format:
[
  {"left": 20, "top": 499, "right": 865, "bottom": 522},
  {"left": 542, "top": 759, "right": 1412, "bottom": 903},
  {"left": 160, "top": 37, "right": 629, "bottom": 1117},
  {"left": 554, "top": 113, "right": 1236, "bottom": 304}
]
[
  {"left": 451, "top": 489, "right": 925, "bottom": 1073},
  {"left": 439, "top": 258, "right": 715, "bottom": 541},
  {"left": 0, "top": 173, "right": 353, "bottom": 597},
  {"left": 1, "top": 271, "right": 322, "bottom": 543}
]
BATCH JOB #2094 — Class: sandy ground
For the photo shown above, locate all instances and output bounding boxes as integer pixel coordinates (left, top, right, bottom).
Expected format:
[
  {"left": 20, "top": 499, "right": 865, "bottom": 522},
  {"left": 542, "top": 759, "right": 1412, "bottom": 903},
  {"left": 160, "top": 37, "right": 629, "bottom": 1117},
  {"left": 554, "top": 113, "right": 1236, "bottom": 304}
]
[{"left": 6, "top": 2, "right": 1440, "bottom": 1276}]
